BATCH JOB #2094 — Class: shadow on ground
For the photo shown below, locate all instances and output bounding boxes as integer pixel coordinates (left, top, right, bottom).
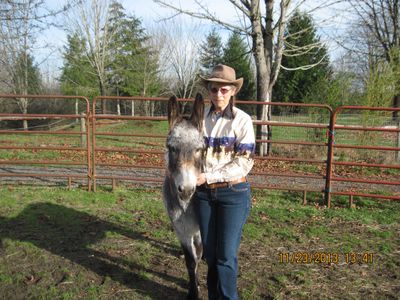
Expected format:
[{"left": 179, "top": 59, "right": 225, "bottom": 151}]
[{"left": 0, "top": 202, "right": 186, "bottom": 299}]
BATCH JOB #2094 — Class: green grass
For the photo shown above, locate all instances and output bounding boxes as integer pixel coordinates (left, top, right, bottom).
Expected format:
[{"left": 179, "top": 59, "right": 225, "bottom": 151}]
[
  {"left": 0, "top": 186, "right": 399, "bottom": 299},
  {"left": 0, "top": 186, "right": 176, "bottom": 299}
]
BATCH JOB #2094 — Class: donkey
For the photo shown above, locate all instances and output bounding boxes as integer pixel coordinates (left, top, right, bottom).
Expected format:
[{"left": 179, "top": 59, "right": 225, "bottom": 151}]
[{"left": 163, "top": 93, "right": 204, "bottom": 300}]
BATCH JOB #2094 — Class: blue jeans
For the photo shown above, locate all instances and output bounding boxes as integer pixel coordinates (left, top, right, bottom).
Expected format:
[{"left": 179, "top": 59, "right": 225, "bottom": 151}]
[{"left": 195, "top": 182, "right": 251, "bottom": 300}]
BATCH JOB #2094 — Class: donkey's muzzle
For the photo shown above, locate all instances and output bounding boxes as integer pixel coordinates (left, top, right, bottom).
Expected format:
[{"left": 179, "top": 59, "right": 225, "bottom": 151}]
[{"left": 178, "top": 185, "right": 195, "bottom": 201}]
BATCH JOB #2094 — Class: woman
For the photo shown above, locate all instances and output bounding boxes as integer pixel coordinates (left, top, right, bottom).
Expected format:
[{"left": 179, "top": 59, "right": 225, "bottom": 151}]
[{"left": 196, "top": 64, "right": 255, "bottom": 300}]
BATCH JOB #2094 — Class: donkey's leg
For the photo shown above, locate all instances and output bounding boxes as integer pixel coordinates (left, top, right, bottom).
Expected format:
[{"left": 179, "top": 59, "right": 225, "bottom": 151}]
[
  {"left": 182, "top": 241, "right": 200, "bottom": 300},
  {"left": 192, "top": 232, "right": 203, "bottom": 298},
  {"left": 194, "top": 232, "right": 203, "bottom": 261}
]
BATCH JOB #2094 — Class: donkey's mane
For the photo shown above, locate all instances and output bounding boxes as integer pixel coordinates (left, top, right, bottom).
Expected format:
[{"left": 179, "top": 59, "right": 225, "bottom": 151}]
[{"left": 167, "top": 119, "right": 204, "bottom": 149}]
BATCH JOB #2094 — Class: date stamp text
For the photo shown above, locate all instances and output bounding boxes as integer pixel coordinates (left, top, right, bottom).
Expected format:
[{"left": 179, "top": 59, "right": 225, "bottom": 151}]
[{"left": 278, "top": 252, "right": 374, "bottom": 264}]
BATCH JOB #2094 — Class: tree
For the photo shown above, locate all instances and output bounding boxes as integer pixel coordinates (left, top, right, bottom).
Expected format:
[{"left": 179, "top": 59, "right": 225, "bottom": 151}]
[
  {"left": 151, "top": 17, "right": 203, "bottom": 102},
  {"left": 0, "top": 0, "right": 47, "bottom": 129},
  {"left": 1, "top": 0, "right": 74, "bottom": 127},
  {"left": 273, "top": 10, "right": 331, "bottom": 108},
  {"left": 154, "top": 0, "right": 335, "bottom": 155},
  {"left": 199, "top": 27, "right": 224, "bottom": 73},
  {"left": 64, "top": 0, "right": 115, "bottom": 113},
  {"left": 107, "top": 1, "right": 160, "bottom": 105},
  {"left": 347, "top": 0, "right": 400, "bottom": 119},
  {"left": 12, "top": 53, "right": 42, "bottom": 129},
  {"left": 59, "top": 33, "right": 99, "bottom": 99},
  {"left": 223, "top": 31, "right": 256, "bottom": 114},
  {"left": 364, "top": 50, "right": 399, "bottom": 108},
  {"left": 109, "top": 1, "right": 160, "bottom": 115},
  {"left": 12, "top": 53, "right": 42, "bottom": 95},
  {"left": 303, "top": 71, "right": 359, "bottom": 110}
]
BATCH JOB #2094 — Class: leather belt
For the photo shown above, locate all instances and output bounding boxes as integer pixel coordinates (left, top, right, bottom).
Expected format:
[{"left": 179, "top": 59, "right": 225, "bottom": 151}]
[{"left": 204, "top": 177, "right": 247, "bottom": 189}]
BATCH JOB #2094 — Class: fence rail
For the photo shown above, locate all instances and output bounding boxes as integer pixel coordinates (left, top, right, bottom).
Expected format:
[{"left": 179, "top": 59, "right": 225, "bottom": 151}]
[{"left": 0, "top": 94, "right": 399, "bottom": 207}]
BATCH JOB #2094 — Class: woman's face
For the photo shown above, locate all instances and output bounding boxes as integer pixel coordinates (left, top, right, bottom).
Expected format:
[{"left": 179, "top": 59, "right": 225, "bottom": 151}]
[{"left": 208, "top": 83, "right": 236, "bottom": 112}]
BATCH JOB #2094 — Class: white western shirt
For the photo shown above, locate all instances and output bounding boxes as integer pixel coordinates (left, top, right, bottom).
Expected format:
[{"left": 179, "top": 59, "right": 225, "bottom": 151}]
[{"left": 203, "top": 105, "right": 255, "bottom": 184}]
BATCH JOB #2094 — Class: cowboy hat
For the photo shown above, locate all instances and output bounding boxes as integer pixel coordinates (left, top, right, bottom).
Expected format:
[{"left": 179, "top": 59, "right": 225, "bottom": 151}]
[{"left": 200, "top": 64, "right": 243, "bottom": 93}]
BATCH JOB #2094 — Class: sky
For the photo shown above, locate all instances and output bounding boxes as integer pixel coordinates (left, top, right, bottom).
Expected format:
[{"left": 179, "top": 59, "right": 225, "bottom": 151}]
[{"left": 37, "top": 0, "right": 352, "bottom": 82}]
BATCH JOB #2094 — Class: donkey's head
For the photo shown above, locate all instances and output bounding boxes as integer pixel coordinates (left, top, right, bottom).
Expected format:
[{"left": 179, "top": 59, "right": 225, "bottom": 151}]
[{"left": 166, "top": 93, "right": 205, "bottom": 206}]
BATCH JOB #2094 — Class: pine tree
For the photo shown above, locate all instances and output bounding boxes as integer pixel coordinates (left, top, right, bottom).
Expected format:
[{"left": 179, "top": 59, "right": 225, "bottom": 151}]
[
  {"left": 59, "top": 33, "right": 98, "bottom": 98},
  {"left": 223, "top": 31, "right": 255, "bottom": 114},
  {"left": 11, "top": 53, "right": 42, "bottom": 129},
  {"left": 200, "top": 28, "right": 224, "bottom": 73},
  {"left": 13, "top": 53, "right": 41, "bottom": 95},
  {"left": 107, "top": 1, "right": 160, "bottom": 98},
  {"left": 273, "top": 10, "right": 331, "bottom": 107}
]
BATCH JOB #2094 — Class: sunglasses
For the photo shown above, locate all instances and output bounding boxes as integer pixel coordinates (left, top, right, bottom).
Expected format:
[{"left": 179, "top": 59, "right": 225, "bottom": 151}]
[{"left": 210, "top": 87, "right": 231, "bottom": 95}]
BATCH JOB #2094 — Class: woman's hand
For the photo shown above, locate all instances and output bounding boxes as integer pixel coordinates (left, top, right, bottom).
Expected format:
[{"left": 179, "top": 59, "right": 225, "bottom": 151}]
[{"left": 196, "top": 173, "right": 207, "bottom": 186}]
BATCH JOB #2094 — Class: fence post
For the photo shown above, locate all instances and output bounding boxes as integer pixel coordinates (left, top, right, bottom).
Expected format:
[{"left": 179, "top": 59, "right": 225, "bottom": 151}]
[{"left": 324, "top": 110, "right": 336, "bottom": 208}]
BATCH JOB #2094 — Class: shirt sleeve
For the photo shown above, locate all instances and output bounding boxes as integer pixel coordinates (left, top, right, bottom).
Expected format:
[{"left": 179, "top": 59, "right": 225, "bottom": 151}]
[{"left": 205, "top": 114, "right": 255, "bottom": 184}]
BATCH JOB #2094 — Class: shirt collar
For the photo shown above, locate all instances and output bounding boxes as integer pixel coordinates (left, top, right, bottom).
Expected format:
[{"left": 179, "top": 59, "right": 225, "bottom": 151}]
[{"left": 207, "top": 104, "right": 234, "bottom": 120}]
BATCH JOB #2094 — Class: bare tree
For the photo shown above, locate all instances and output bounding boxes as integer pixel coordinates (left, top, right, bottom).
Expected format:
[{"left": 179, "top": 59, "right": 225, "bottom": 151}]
[
  {"left": 64, "top": 0, "right": 115, "bottom": 114},
  {"left": 347, "top": 0, "right": 400, "bottom": 119},
  {"left": 1, "top": 0, "right": 44, "bottom": 130},
  {"left": 153, "top": 0, "right": 335, "bottom": 155},
  {"left": 150, "top": 18, "right": 203, "bottom": 99},
  {"left": 0, "top": 0, "right": 72, "bottom": 129}
]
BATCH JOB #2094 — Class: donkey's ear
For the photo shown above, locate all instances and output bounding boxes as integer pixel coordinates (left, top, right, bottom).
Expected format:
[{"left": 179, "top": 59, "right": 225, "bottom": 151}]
[
  {"left": 190, "top": 93, "right": 204, "bottom": 132},
  {"left": 168, "top": 96, "right": 181, "bottom": 129}
]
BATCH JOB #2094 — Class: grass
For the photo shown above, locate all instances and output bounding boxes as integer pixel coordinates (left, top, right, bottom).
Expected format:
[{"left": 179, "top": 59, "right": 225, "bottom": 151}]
[
  {"left": 0, "top": 186, "right": 178, "bottom": 299},
  {"left": 0, "top": 186, "right": 399, "bottom": 299}
]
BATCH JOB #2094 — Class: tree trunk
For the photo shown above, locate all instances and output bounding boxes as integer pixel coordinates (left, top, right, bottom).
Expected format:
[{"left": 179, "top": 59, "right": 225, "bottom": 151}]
[
  {"left": 22, "top": 98, "right": 28, "bottom": 130},
  {"left": 99, "top": 79, "right": 106, "bottom": 114},
  {"left": 256, "top": 89, "right": 272, "bottom": 156},
  {"left": 117, "top": 100, "right": 121, "bottom": 116},
  {"left": 75, "top": 99, "right": 79, "bottom": 123},
  {"left": 23, "top": 119, "right": 28, "bottom": 130},
  {"left": 251, "top": 0, "right": 272, "bottom": 156},
  {"left": 116, "top": 88, "right": 121, "bottom": 116},
  {"left": 131, "top": 100, "right": 135, "bottom": 116}
]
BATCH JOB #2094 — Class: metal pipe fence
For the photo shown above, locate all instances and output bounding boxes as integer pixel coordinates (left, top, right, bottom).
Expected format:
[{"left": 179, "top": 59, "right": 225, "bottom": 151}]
[
  {"left": 0, "top": 95, "right": 92, "bottom": 190},
  {"left": 327, "top": 106, "right": 400, "bottom": 207},
  {"left": 0, "top": 94, "right": 399, "bottom": 207}
]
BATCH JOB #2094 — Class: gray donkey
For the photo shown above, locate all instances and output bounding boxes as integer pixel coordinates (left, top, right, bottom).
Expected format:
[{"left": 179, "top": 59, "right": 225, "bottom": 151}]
[{"left": 163, "top": 94, "right": 204, "bottom": 300}]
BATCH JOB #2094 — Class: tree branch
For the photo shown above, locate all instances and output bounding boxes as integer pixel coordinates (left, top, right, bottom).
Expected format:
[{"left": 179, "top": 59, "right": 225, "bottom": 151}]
[
  {"left": 280, "top": 53, "right": 329, "bottom": 70},
  {"left": 228, "top": 0, "right": 251, "bottom": 17},
  {"left": 153, "top": 0, "right": 250, "bottom": 34}
]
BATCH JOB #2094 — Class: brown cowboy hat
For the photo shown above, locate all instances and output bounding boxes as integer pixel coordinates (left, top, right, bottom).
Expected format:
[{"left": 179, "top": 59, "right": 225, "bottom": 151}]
[{"left": 200, "top": 64, "right": 243, "bottom": 93}]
